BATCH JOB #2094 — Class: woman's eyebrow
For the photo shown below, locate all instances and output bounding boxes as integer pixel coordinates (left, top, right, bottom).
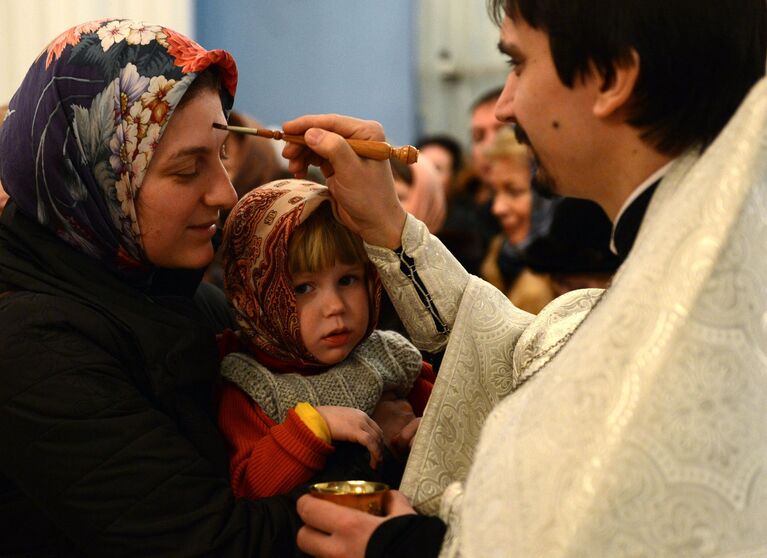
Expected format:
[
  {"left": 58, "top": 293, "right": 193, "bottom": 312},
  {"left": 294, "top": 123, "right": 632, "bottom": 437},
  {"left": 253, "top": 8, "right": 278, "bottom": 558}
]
[{"left": 165, "top": 145, "right": 210, "bottom": 161}]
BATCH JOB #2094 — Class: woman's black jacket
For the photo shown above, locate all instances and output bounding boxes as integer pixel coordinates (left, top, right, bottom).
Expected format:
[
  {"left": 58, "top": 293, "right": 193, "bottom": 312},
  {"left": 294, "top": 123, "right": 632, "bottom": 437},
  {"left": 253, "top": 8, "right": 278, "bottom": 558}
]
[{"left": 0, "top": 204, "right": 304, "bottom": 557}]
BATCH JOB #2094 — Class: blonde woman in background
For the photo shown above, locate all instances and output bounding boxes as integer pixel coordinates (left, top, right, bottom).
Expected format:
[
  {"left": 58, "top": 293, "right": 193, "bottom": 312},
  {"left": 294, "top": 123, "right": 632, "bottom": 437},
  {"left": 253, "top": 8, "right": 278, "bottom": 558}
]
[{"left": 479, "top": 126, "right": 554, "bottom": 313}]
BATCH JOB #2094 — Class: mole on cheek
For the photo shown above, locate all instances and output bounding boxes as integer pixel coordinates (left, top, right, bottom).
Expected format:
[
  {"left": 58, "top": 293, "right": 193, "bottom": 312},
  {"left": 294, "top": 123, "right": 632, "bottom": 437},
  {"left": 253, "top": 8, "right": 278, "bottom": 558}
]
[{"left": 552, "top": 120, "right": 560, "bottom": 129}]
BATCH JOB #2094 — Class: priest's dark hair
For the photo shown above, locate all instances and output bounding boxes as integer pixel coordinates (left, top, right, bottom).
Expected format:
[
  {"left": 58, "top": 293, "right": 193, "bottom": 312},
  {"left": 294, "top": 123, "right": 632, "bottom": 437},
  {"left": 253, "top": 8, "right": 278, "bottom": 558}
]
[{"left": 487, "top": 0, "right": 767, "bottom": 156}]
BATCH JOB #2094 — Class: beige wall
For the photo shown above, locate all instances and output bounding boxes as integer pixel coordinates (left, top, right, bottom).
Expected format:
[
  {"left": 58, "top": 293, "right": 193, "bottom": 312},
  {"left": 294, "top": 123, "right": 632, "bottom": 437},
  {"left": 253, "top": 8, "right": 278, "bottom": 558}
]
[
  {"left": 418, "top": 0, "right": 508, "bottom": 143},
  {"left": 0, "top": 0, "right": 193, "bottom": 103}
]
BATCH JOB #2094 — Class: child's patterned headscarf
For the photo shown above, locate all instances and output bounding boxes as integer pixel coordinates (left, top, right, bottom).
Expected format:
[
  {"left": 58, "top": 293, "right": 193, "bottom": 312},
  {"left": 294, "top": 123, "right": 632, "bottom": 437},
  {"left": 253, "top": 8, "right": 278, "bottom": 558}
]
[
  {"left": 222, "top": 179, "right": 381, "bottom": 370},
  {"left": 0, "top": 19, "right": 237, "bottom": 278}
]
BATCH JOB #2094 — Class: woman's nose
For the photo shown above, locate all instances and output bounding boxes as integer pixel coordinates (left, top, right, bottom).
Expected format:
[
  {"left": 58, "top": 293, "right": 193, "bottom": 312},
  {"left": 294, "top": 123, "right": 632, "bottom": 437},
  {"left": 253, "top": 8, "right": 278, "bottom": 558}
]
[
  {"left": 206, "top": 168, "right": 238, "bottom": 209},
  {"left": 492, "top": 193, "right": 509, "bottom": 217}
]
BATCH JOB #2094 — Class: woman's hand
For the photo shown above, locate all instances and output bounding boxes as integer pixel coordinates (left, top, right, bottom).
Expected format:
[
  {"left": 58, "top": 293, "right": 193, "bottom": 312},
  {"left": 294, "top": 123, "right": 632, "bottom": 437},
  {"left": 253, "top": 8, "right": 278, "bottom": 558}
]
[
  {"left": 296, "top": 489, "right": 416, "bottom": 558},
  {"left": 281, "top": 114, "right": 407, "bottom": 249},
  {"left": 315, "top": 406, "right": 384, "bottom": 469}
]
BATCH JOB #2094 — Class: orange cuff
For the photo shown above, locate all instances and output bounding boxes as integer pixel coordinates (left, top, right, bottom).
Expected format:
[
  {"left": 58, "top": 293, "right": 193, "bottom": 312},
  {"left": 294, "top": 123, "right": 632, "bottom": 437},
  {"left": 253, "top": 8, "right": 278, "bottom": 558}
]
[{"left": 294, "top": 402, "right": 331, "bottom": 444}]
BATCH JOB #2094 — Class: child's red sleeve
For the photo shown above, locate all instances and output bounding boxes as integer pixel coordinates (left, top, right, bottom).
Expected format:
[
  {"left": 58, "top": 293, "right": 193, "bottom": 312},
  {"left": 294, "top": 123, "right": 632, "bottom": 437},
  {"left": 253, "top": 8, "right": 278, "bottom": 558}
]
[
  {"left": 216, "top": 381, "right": 334, "bottom": 499},
  {"left": 407, "top": 361, "right": 435, "bottom": 417}
]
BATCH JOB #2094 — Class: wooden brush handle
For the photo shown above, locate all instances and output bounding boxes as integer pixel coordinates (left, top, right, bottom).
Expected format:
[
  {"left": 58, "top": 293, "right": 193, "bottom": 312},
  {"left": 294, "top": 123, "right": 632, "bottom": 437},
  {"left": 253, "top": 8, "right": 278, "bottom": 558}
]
[
  {"left": 280, "top": 134, "right": 418, "bottom": 164},
  {"left": 217, "top": 124, "right": 418, "bottom": 164}
]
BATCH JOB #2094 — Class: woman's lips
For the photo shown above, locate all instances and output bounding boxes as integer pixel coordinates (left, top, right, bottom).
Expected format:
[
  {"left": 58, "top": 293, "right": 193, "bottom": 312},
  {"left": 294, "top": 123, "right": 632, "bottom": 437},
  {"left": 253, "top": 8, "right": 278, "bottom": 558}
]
[{"left": 188, "top": 222, "right": 217, "bottom": 237}]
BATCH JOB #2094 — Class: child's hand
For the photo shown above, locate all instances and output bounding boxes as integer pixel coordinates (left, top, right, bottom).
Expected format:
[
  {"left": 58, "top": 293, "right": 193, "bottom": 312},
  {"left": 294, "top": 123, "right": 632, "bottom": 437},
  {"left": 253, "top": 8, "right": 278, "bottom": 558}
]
[{"left": 315, "top": 406, "right": 384, "bottom": 469}]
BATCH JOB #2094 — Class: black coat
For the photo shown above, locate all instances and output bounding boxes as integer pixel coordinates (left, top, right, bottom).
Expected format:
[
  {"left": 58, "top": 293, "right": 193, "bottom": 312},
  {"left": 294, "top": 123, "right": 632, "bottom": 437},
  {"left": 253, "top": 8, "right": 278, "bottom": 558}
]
[{"left": 0, "top": 204, "right": 304, "bottom": 557}]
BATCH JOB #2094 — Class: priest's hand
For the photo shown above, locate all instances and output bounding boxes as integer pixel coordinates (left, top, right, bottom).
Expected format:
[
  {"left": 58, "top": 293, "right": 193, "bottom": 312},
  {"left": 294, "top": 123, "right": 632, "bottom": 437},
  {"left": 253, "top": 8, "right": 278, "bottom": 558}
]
[
  {"left": 296, "top": 489, "right": 416, "bottom": 558},
  {"left": 281, "top": 114, "right": 406, "bottom": 249}
]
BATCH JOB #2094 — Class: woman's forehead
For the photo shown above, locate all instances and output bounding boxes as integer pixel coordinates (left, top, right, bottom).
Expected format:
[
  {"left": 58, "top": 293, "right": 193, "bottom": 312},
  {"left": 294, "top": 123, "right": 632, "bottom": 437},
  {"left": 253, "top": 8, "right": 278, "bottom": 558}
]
[{"left": 152, "top": 91, "right": 227, "bottom": 161}]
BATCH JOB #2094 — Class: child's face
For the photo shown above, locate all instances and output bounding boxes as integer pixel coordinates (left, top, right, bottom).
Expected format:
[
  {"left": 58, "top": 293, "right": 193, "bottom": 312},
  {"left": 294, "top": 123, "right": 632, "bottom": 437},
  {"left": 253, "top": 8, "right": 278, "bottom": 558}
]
[{"left": 292, "top": 260, "right": 370, "bottom": 365}]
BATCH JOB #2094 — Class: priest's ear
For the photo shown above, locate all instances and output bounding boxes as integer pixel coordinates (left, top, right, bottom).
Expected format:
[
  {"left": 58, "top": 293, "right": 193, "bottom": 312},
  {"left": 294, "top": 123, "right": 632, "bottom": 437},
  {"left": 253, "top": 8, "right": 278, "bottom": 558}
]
[{"left": 593, "top": 50, "right": 640, "bottom": 119}]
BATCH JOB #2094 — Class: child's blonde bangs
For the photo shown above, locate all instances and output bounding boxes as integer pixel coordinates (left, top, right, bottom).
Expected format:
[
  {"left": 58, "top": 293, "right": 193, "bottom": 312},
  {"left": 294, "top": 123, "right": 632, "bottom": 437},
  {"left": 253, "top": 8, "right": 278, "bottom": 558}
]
[{"left": 288, "top": 202, "right": 369, "bottom": 274}]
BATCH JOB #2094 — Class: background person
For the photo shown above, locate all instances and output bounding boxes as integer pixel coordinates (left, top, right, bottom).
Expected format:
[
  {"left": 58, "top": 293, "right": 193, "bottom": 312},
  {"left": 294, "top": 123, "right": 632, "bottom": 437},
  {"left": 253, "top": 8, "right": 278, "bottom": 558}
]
[
  {"left": 468, "top": 85, "right": 505, "bottom": 200},
  {"left": 480, "top": 126, "right": 557, "bottom": 313},
  {"left": 415, "top": 134, "right": 465, "bottom": 195},
  {"left": 400, "top": 156, "right": 447, "bottom": 235},
  {"left": 479, "top": 126, "right": 533, "bottom": 287},
  {"left": 203, "top": 109, "right": 287, "bottom": 289},
  {"left": 436, "top": 88, "right": 508, "bottom": 274},
  {"left": 222, "top": 110, "right": 284, "bottom": 200},
  {"left": 523, "top": 197, "right": 619, "bottom": 297}
]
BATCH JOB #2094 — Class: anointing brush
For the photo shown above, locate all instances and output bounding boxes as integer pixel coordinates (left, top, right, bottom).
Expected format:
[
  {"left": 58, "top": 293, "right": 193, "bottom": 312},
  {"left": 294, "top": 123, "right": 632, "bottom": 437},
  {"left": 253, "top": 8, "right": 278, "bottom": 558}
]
[{"left": 213, "top": 123, "right": 419, "bottom": 164}]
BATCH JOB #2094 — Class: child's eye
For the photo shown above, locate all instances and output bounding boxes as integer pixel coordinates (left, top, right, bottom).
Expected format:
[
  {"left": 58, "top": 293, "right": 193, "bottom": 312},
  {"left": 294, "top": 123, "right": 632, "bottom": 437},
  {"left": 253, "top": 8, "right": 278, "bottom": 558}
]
[
  {"left": 294, "top": 283, "right": 313, "bottom": 295},
  {"left": 338, "top": 275, "right": 360, "bottom": 287},
  {"left": 220, "top": 143, "right": 229, "bottom": 161}
]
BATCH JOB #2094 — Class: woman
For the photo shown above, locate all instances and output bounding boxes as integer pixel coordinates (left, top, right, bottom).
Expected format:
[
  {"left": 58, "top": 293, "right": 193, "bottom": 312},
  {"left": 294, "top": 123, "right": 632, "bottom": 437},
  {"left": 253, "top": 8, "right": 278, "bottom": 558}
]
[
  {"left": 479, "top": 127, "right": 555, "bottom": 314},
  {"left": 0, "top": 20, "right": 303, "bottom": 556},
  {"left": 414, "top": 134, "right": 464, "bottom": 195}
]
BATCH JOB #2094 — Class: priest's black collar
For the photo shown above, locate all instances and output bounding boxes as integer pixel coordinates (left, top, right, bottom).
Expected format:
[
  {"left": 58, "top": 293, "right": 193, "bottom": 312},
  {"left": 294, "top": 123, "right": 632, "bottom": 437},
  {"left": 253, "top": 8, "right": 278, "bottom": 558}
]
[{"left": 610, "top": 161, "right": 674, "bottom": 262}]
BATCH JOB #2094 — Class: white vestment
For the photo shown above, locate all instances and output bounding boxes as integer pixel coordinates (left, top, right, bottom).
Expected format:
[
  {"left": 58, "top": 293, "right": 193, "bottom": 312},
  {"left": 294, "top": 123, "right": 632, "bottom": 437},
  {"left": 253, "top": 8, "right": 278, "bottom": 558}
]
[{"left": 365, "top": 77, "right": 767, "bottom": 557}]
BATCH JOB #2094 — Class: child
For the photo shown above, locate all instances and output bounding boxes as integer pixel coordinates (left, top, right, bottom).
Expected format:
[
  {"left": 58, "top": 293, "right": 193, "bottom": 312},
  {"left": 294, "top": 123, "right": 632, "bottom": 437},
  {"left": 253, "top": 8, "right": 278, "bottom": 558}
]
[{"left": 217, "top": 179, "right": 434, "bottom": 499}]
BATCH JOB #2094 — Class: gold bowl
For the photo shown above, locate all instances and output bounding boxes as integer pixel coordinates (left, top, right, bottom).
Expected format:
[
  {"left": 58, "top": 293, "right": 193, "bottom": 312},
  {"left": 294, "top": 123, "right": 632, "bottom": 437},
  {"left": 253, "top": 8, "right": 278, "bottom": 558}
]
[{"left": 308, "top": 481, "right": 389, "bottom": 515}]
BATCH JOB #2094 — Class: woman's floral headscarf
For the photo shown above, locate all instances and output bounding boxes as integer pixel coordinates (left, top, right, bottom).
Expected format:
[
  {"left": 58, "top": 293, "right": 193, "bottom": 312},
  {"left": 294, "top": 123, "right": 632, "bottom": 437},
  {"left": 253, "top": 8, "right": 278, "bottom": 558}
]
[
  {"left": 0, "top": 19, "right": 237, "bottom": 277},
  {"left": 222, "top": 179, "right": 381, "bottom": 370}
]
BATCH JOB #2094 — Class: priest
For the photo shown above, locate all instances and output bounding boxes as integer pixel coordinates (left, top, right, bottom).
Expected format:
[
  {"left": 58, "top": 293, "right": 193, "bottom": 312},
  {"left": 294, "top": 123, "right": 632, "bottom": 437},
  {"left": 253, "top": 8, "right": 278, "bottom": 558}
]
[{"left": 283, "top": 0, "right": 767, "bottom": 556}]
